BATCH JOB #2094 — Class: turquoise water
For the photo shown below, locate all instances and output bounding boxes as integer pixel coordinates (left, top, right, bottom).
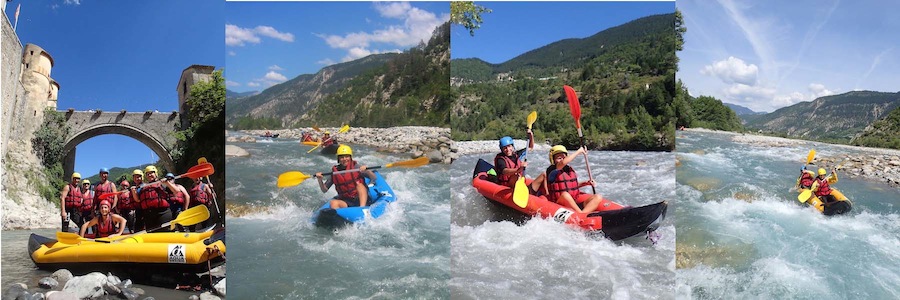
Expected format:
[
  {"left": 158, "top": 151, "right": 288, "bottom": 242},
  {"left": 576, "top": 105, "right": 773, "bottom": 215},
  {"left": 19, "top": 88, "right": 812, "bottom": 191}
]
[
  {"left": 675, "top": 131, "right": 900, "bottom": 299},
  {"left": 226, "top": 134, "right": 450, "bottom": 298},
  {"left": 450, "top": 150, "right": 676, "bottom": 299}
]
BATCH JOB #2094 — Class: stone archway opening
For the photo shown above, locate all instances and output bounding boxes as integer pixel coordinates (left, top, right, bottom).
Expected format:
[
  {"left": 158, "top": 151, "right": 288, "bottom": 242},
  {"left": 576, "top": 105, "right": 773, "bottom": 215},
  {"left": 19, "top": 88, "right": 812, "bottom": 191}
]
[{"left": 62, "top": 124, "right": 176, "bottom": 179}]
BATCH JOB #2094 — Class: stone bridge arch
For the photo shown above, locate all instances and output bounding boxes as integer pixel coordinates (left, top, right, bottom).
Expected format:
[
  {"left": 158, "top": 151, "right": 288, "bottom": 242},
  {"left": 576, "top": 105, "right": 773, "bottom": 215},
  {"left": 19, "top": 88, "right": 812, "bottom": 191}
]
[{"left": 62, "top": 110, "right": 179, "bottom": 177}]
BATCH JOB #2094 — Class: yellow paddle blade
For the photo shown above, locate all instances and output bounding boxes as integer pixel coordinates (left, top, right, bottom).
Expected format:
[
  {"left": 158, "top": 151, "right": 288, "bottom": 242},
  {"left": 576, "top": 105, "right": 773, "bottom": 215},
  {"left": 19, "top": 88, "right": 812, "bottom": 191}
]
[
  {"left": 56, "top": 232, "right": 86, "bottom": 244},
  {"left": 806, "top": 149, "right": 816, "bottom": 164},
  {"left": 277, "top": 171, "right": 312, "bottom": 188},
  {"left": 338, "top": 124, "right": 350, "bottom": 133},
  {"left": 385, "top": 157, "right": 430, "bottom": 168},
  {"left": 513, "top": 177, "right": 529, "bottom": 208},
  {"left": 798, "top": 189, "right": 812, "bottom": 203},
  {"left": 527, "top": 111, "right": 537, "bottom": 129},
  {"left": 313, "top": 126, "right": 322, "bottom": 132},
  {"left": 170, "top": 205, "right": 210, "bottom": 229},
  {"left": 198, "top": 157, "right": 208, "bottom": 164},
  {"left": 301, "top": 141, "right": 320, "bottom": 147}
]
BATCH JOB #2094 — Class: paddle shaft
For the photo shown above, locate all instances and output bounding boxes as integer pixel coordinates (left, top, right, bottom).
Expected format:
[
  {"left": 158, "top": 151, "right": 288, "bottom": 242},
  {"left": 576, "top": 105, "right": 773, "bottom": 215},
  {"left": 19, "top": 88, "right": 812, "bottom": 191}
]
[{"left": 325, "top": 166, "right": 382, "bottom": 176}]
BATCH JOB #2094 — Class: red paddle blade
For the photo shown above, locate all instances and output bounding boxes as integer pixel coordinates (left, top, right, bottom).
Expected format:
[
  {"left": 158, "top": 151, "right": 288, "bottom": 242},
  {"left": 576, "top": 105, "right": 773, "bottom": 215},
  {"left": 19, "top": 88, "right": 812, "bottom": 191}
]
[
  {"left": 564, "top": 85, "right": 581, "bottom": 127},
  {"left": 98, "top": 192, "right": 118, "bottom": 200},
  {"left": 182, "top": 163, "right": 214, "bottom": 179}
]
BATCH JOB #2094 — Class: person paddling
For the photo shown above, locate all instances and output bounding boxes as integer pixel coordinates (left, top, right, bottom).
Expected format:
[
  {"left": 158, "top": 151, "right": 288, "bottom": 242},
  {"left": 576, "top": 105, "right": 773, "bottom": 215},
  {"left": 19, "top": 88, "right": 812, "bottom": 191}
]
[
  {"left": 315, "top": 145, "right": 376, "bottom": 209},
  {"left": 543, "top": 145, "right": 604, "bottom": 214},
  {"left": 80, "top": 200, "right": 126, "bottom": 238},
  {"left": 811, "top": 168, "right": 838, "bottom": 204},
  {"left": 796, "top": 166, "right": 815, "bottom": 190}
]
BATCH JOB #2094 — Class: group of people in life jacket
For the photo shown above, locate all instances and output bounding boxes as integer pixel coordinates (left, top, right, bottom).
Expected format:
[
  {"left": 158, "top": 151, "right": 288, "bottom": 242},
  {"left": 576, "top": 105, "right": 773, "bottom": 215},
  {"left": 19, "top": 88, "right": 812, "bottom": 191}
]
[
  {"left": 301, "top": 131, "right": 337, "bottom": 148},
  {"left": 61, "top": 166, "right": 216, "bottom": 238},
  {"left": 492, "top": 128, "right": 605, "bottom": 214},
  {"left": 797, "top": 164, "right": 839, "bottom": 203},
  {"left": 314, "top": 144, "right": 376, "bottom": 210}
]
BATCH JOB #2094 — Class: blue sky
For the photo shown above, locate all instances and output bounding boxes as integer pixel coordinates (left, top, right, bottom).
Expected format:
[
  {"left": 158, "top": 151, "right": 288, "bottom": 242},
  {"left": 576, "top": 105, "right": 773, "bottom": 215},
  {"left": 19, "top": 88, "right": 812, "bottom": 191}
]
[
  {"left": 6, "top": 0, "right": 223, "bottom": 175},
  {"left": 451, "top": 2, "right": 675, "bottom": 63},
  {"left": 225, "top": 1, "right": 449, "bottom": 93},
  {"left": 678, "top": 0, "right": 900, "bottom": 113}
]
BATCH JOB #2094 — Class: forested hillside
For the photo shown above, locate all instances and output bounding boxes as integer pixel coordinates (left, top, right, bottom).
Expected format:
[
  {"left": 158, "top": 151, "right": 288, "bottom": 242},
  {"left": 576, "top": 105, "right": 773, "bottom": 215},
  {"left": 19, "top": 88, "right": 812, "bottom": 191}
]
[{"left": 852, "top": 106, "right": 900, "bottom": 149}]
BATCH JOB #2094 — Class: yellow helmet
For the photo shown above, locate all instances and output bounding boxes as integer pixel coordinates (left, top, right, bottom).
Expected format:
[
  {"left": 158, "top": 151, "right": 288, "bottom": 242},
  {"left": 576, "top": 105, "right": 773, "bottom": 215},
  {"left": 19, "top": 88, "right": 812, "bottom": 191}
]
[
  {"left": 336, "top": 144, "right": 353, "bottom": 157},
  {"left": 82, "top": 179, "right": 90, "bottom": 185},
  {"left": 144, "top": 165, "right": 158, "bottom": 175},
  {"left": 325, "top": 131, "right": 332, "bottom": 135},
  {"left": 71, "top": 172, "right": 82, "bottom": 180},
  {"left": 132, "top": 169, "right": 144, "bottom": 176},
  {"left": 818, "top": 168, "right": 827, "bottom": 176},
  {"left": 548, "top": 145, "right": 568, "bottom": 164}
]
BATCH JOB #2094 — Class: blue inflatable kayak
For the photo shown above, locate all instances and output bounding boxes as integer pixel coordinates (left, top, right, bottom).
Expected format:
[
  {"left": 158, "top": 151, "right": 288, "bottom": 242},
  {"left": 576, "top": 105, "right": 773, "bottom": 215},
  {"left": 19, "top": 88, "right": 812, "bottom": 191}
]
[{"left": 311, "top": 170, "right": 397, "bottom": 228}]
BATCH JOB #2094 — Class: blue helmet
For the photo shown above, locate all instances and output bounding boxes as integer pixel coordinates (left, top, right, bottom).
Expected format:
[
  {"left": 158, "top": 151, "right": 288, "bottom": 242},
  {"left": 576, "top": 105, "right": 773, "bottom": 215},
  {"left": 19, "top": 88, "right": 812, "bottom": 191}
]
[
  {"left": 499, "top": 136, "right": 514, "bottom": 149},
  {"left": 99, "top": 168, "right": 109, "bottom": 174}
]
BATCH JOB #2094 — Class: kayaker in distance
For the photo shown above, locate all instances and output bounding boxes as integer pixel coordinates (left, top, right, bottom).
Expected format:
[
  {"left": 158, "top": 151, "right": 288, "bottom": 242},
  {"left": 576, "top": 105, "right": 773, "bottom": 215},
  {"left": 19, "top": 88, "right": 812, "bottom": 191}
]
[
  {"left": 60, "top": 172, "right": 85, "bottom": 232},
  {"left": 80, "top": 200, "right": 126, "bottom": 238},
  {"left": 301, "top": 131, "right": 316, "bottom": 142},
  {"left": 796, "top": 166, "right": 815, "bottom": 190},
  {"left": 315, "top": 145, "right": 377, "bottom": 209},
  {"left": 540, "top": 145, "right": 604, "bottom": 214},
  {"left": 811, "top": 168, "right": 838, "bottom": 203},
  {"left": 93, "top": 168, "right": 117, "bottom": 212},
  {"left": 321, "top": 131, "right": 336, "bottom": 148},
  {"left": 132, "top": 166, "right": 175, "bottom": 231}
]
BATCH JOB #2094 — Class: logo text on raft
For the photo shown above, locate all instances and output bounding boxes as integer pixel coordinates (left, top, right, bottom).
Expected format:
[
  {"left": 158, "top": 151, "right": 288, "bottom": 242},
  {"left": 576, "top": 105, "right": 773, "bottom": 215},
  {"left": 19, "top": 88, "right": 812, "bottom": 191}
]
[
  {"left": 168, "top": 244, "right": 187, "bottom": 263},
  {"left": 553, "top": 208, "right": 574, "bottom": 223}
]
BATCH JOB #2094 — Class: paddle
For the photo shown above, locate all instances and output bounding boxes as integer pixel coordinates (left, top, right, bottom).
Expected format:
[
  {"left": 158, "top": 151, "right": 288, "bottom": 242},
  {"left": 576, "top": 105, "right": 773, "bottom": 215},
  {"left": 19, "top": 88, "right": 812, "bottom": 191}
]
[
  {"left": 307, "top": 125, "right": 350, "bottom": 153},
  {"left": 277, "top": 157, "right": 429, "bottom": 188},
  {"left": 564, "top": 85, "right": 596, "bottom": 193},
  {"left": 313, "top": 126, "right": 322, "bottom": 132},
  {"left": 55, "top": 205, "right": 211, "bottom": 244},
  {"left": 513, "top": 111, "right": 538, "bottom": 208},
  {"left": 137, "top": 163, "right": 215, "bottom": 189},
  {"left": 197, "top": 157, "right": 222, "bottom": 217},
  {"left": 798, "top": 189, "right": 812, "bottom": 203}
]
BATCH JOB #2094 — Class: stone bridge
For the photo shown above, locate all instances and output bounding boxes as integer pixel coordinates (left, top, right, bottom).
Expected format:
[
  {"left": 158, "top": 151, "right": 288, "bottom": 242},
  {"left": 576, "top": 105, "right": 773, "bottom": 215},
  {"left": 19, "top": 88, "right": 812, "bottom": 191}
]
[{"left": 62, "top": 109, "right": 179, "bottom": 176}]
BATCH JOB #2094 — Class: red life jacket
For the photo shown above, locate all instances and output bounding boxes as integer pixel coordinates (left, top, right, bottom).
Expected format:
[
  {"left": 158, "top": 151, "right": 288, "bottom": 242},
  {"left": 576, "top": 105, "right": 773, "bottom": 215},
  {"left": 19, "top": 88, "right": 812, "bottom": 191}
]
[
  {"left": 493, "top": 153, "right": 521, "bottom": 186},
  {"left": 170, "top": 187, "right": 185, "bottom": 205},
  {"left": 138, "top": 184, "right": 171, "bottom": 209},
  {"left": 94, "top": 181, "right": 114, "bottom": 201},
  {"left": 189, "top": 183, "right": 210, "bottom": 206},
  {"left": 799, "top": 172, "right": 814, "bottom": 188},
  {"left": 302, "top": 134, "right": 313, "bottom": 142},
  {"left": 332, "top": 160, "right": 362, "bottom": 198},
  {"left": 64, "top": 183, "right": 83, "bottom": 209},
  {"left": 815, "top": 177, "right": 831, "bottom": 197},
  {"left": 117, "top": 191, "right": 133, "bottom": 210},
  {"left": 546, "top": 165, "right": 580, "bottom": 203},
  {"left": 96, "top": 216, "right": 116, "bottom": 238},
  {"left": 322, "top": 138, "right": 335, "bottom": 147},
  {"left": 80, "top": 190, "right": 94, "bottom": 212}
]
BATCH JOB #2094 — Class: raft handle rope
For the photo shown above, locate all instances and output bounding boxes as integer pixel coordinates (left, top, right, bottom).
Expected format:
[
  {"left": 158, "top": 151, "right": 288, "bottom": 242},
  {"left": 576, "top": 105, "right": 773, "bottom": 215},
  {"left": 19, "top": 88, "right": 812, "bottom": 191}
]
[{"left": 206, "top": 244, "right": 225, "bottom": 292}]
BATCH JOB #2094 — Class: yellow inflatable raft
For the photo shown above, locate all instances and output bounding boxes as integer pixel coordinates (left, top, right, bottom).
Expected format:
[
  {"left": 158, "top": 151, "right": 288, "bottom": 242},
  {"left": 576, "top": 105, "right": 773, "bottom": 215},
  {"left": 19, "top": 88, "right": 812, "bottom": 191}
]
[{"left": 799, "top": 188, "right": 852, "bottom": 216}]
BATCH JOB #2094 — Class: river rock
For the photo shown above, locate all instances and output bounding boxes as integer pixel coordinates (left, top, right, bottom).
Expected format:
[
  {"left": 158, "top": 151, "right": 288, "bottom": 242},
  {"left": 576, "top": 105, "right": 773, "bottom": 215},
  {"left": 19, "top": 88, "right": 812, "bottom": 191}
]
[
  {"left": 44, "top": 291, "right": 77, "bottom": 300},
  {"left": 51, "top": 270, "right": 73, "bottom": 283},
  {"left": 27, "top": 292, "right": 44, "bottom": 300},
  {"left": 426, "top": 150, "right": 443, "bottom": 163},
  {"left": 62, "top": 272, "right": 107, "bottom": 299},
  {"left": 38, "top": 278, "right": 58, "bottom": 289},
  {"left": 199, "top": 292, "right": 220, "bottom": 300},
  {"left": 102, "top": 281, "right": 120, "bottom": 296},
  {"left": 188, "top": 295, "right": 199, "bottom": 300},
  {"left": 118, "top": 289, "right": 138, "bottom": 300},
  {"left": 116, "top": 279, "right": 132, "bottom": 290},
  {"left": 213, "top": 278, "right": 225, "bottom": 296},
  {"left": 238, "top": 135, "right": 256, "bottom": 143},
  {"left": 4, "top": 283, "right": 27, "bottom": 300},
  {"left": 142, "top": 297, "right": 155, "bottom": 300},
  {"left": 225, "top": 145, "right": 250, "bottom": 157}
]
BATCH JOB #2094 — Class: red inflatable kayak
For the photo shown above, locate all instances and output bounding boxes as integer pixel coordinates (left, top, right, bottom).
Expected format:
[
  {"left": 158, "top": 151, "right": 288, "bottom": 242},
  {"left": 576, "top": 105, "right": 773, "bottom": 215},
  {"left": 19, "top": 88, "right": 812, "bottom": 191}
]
[{"left": 472, "top": 159, "right": 667, "bottom": 241}]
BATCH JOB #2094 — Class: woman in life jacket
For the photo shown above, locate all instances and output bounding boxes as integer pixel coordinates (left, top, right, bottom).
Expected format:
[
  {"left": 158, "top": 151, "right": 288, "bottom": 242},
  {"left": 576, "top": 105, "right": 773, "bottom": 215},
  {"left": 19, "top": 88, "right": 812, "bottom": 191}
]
[
  {"left": 541, "top": 145, "right": 604, "bottom": 214},
  {"left": 811, "top": 167, "right": 838, "bottom": 203},
  {"left": 796, "top": 166, "right": 816, "bottom": 190},
  {"left": 80, "top": 200, "right": 126, "bottom": 238},
  {"left": 493, "top": 129, "right": 535, "bottom": 186},
  {"left": 60, "top": 172, "right": 85, "bottom": 232},
  {"left": 315, "top": 145, "right": 377, "bottom": 209}
]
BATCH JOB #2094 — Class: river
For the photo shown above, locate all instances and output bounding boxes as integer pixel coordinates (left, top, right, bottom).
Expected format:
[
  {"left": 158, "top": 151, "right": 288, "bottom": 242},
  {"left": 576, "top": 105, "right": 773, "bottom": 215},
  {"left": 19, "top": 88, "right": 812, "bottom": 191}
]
[
  {"left": 450, "top": 148, "right": 676, "bottom": 299},
  {"left": 675, "top": 130, "right": 900, "bottom": 299},
  {"left": 225, "top": 133, "right": 450, "bottom": 298}
]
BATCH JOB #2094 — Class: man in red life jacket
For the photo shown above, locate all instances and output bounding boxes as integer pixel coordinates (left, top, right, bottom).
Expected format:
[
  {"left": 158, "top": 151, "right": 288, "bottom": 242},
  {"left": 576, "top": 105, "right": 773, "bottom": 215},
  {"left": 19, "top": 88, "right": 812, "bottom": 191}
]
[
  {"left": 130, "top": 169, "right": 145, "bottom": 231},
  {"left": 93, "top": 168, "right": 117, "bottom": 212},
  {"left": 164, "top": 173, "right": 191, "bottom": 219},
  {"left": 131, "top": 165, "right": 177, "bottom": 231},
  {"left": 60, "top": 172, "right": 85, "bottom": 232},
  {"left": 796, "top": 165, "right": 816, "bottom": 190},
  {"left": 321, "top": 132, "right": 337, "bottom": 148},
  {"left": 80, "top": 200, "right": 126, "bottom": 238},
  {"left": 493, "top": 129, "right": 535, "bottom": 186},
  {"left": 811, "top": 167, "right": 838, "bottom": 203},
  {"left": 315, "top": 145, "right": 377, "bottom": 209},
  {"left": 117, "top": 179, "right": 136, "bottom": 233},
  {"left": 188, "top": 177, "right": 215, "bottom": 231},
  {"left": 80, "top": 179, "right": 95, "bottom": 223},
  {"left": 542, "top": 145, "right": 604, "bottom": 214}
]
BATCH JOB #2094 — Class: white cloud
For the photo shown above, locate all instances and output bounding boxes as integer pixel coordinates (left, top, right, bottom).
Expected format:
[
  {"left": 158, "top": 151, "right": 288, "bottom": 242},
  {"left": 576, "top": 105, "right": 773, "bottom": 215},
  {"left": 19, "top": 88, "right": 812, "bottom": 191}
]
[
  {"left": 228, "top": 51, "right": 237, "bottom": 56},
  {"left": 247, "top": 82, "right": 261, "bottom": 87},
  {"left": 342, "top": 48, "right": 402, "bottom": 62},
  {"left": 226, "top": 24, "right": 294, "bottom": 47},
  {"left": 226, "top": 80, "right": 240, "bottom": 87},
  {"left": 808, "top": 83, "right": 834, "bottom": 98},
  {"left": 701, "top": 56, "right": 759, "bottom": 86},
  {"left": 773, "top": 92, "right": 807, "bottom": 108},
  {"left": 317, "top": 2, "right": 447, "bottom": 62},
  {"left": 317, "top": 58, "right": 336, "bottom": 66},
  {"left": 263, "top": 71, "right": 287, "bottom": 82},
  {"left": 268, "top": 65, "right": 284, "bottom": 71},
  {"left": 65, "top": 0, "right": 81, "bottom": 5}
]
